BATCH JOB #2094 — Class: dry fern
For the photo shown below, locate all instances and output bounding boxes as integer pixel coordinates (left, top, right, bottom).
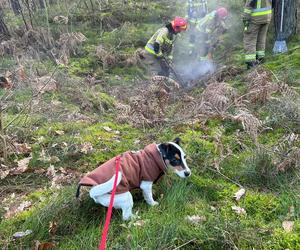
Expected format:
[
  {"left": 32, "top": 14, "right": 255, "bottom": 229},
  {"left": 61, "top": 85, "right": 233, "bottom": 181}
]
[
  {"left": 231, "top": 109, "right": 262, "bottom": 141},
  {"left": 277, "top": 81, "right": 300, "bottom": 100},
  {"left": 245, "top": 69, "right": 278, "bottom": 104},
  {"left": 277, "top": 147, "right": 300, "bottom": 172},
  {"left": 198, "top": 82, "right": 237, "bottom": 115}
]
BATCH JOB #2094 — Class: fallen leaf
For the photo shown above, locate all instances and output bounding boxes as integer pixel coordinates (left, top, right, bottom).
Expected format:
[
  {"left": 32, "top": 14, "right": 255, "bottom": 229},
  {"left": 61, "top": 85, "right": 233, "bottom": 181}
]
[
  {"left": 34, "top": 169, "right": 47, "bottom": 174},
  {"left": 51, "top": 100, "right": 62, "bottom": 106},
  {"left": 103, "top": 126, "right": 112, "bottom": 132},
  {"left": 134, "top": 139, "right": 140, "bottom": 145},
  {"left": 133, "top": 220, "right": 146, "bottom": 227},
  {"left": 55, "top": 130, "right": 64, "bottom": 136},
  {"left": 0, "top": 169, "right": 10, "bottom": 179},
  {"left": 35, "top": 76, "right": 57, "bottom": 94},
  {"left": 49, "top": 221, "right": 58, "bottom": 237},
  {"left": 13, "top": 143, "right": 32, "bottom": 154},
  {"left": 18, "top": 156, "right": 31, "bottom": 168},
  {"left": 59, "top": 167, "right": 67, "bottom": 174},
  {"left": 231, "top": 206, "right": 247, "bottom": 215},
  {"left": 13, "top": 229, "right": 32, "bottom": 238},
  {"left": 11, "top": 157, "right": 32, "bottom": 175},
  {"left": 4, "top": 201, "right": 32, "bottom": 218},
  {"left": 80, "top": 142, "right": 93, "bottom": 154},
  {"left": 49, "top": 156, "right": 60, "bottom": 163},
  {"left": 34, "top": 240, "right": 56, "bottom": 250},
  {"left": 282, "top": 221, "right": 294, "bottom": 232},
  {"left": 46, "top": 165, "right": 56, "bottom": 178},
  {"left": 185, "top": 215, "right": 206, "bottom": 225},
  {"left": 233, "top": 188, "right": 246, "bottom": 201},
  {"left": 210, "top": 206, "right": 216, "bottom": 211},
  {"left": 37, "top": 136, "right": 45, "bottom": 143}
]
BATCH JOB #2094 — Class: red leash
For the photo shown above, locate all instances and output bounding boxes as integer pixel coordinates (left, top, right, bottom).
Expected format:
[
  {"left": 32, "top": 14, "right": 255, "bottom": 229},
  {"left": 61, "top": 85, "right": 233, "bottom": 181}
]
[{"left": 99, "top": 155, "right": 121, "bottom": 250}]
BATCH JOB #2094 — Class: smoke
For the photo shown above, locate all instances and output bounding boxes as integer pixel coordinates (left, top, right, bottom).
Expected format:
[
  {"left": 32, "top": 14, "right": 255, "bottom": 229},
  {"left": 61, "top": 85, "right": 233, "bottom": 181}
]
[
  {"left": 173, "top": 0, "right": 244, "bottom": 84},
  {"left": 178, "top": 59, "right": 216, "bottom": 82}
]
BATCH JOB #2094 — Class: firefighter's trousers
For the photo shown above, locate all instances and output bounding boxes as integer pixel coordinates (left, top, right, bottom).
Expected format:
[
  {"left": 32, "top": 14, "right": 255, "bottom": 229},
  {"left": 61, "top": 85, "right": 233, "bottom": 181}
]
[
  {"left": 142, "top": 52, "right": 170, "bottom": 77},
  {"left": 244, "top": 22, "right": 269, "bottom": 62}
]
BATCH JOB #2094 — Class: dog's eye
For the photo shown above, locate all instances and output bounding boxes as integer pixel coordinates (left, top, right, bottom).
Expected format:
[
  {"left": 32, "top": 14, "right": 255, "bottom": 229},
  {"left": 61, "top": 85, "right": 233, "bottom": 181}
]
[{"left": 175, "top": 153, "right": 180, "bottom": 160}]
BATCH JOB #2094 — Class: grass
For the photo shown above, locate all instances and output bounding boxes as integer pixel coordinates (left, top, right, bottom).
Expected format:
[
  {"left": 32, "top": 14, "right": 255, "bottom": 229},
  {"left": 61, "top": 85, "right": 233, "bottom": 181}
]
[{"left": 1, "top": 1, "right": 300, "bottom": 249}]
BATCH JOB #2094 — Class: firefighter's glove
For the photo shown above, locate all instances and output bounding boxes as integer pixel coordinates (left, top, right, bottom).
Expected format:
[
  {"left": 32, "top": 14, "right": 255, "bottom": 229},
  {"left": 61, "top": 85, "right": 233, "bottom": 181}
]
[{"left": 154, "top": 42, "right": 160, "bottom": 54}]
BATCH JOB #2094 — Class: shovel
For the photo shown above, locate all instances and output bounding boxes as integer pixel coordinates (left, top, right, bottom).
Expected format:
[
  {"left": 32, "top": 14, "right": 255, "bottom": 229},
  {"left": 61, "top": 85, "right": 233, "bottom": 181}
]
[
  {"left": 162, "top": 56, "right": 187, "bottom": 87},
  {"left": 273, "top": 0, "right": 288, "bottom": 54}
]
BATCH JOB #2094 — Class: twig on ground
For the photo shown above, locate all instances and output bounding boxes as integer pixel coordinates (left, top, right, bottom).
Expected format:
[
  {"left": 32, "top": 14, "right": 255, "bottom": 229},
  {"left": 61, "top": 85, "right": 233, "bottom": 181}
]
[{"left": 172, "top": 238, "right": 196, "bottom": 250}]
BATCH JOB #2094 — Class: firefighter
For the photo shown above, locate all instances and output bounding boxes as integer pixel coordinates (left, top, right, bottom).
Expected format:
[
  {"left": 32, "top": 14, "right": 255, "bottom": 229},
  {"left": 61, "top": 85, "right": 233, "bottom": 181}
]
[
  {"left": 144, "top": 17, "right": 188, "bottom": 77},
  {"left": 243, "top": 0, "right": 274, "bottom": 69},
  {"left": 187, "top": 0, "right": 208, "bottom": 26},
  {"left": 187, "top": 0, "right": 208, "bottom": 52},
  {"left": 196, "top": 7, "right": 228, "bottom": 61}
]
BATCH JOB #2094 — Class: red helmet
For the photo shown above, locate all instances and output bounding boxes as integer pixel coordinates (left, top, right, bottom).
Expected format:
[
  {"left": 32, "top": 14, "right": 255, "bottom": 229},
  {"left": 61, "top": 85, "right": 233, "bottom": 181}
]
[
  {"left": 171, "top": 17, "right": 188, "bottom": 33},
  {"left": 216, "top": 7, "right": 228, "bottom": 20}
]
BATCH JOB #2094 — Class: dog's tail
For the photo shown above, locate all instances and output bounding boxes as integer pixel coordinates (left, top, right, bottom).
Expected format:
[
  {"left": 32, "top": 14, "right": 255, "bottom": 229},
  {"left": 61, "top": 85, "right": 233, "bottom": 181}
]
[{"left": 89, "top": 172, "right": 122, "bottom": 201}]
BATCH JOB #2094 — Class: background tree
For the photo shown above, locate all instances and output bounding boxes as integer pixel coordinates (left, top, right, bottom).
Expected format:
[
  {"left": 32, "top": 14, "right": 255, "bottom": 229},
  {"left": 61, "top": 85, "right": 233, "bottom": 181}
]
[
  {"left": 0, "top": 7, "right": 10, "bottom": 39},
  {"left": 10, "top": 0, "right": 22, "bottom": 15},
  {"left": 274, "top": 0, "right": 298, "bottom": 40}
]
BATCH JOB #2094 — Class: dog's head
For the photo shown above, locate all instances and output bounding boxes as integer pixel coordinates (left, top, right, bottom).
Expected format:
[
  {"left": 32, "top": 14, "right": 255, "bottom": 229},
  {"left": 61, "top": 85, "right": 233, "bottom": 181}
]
[{"left": 158, "top": 138, "right": 191, "bottom": 178}]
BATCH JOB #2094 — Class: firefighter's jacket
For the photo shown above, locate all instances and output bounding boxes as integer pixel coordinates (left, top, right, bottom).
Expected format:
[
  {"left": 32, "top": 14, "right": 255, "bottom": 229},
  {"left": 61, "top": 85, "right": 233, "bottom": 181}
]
[
  {"left": 78, "top": 144, "right": 166, "bottom": 194},
  {"left": 243, "top": 0, "right": 273, "bottom": 24},
  {"left": 196, "top": 10, "right": 227, "bottom": 46},
  {"left": 145, "top": 27, "right": 175, "bottom": 58}
]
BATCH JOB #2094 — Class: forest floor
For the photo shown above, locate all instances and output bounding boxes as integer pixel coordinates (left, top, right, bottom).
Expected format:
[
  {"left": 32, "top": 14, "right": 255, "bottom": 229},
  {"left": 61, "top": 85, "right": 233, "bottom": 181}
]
[{"left": 0, "top": 1, "right": 300, "bottom": 249}]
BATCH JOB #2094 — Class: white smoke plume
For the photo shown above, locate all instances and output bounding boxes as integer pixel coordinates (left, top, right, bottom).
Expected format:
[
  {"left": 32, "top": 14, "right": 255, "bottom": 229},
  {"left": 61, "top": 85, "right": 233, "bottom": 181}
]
[{"left": 173, "top": 0, "right": 243, "bottom": 85}]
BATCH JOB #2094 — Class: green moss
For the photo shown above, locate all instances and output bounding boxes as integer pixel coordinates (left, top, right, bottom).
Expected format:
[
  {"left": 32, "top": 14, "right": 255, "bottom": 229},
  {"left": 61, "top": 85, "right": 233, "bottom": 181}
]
[
  {"left": 241, "top": 191, "right": 281, "bottom": 222},
  {"left": 68, "top": 57, "right": 97, "bottom": 76},
  {"left": 266, "top": 227, "right": 300, "bottom": 250},
  {"left": 99, "top": 92, "right": 115, "bottom": 109},
  {"left": 258, "top": 128, "right": 285, "bottom": 146}
]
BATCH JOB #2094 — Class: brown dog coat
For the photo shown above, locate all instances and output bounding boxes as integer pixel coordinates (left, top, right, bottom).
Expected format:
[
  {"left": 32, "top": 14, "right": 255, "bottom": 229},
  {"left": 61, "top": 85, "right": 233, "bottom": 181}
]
[{"left": 78, "top": 144, "right": 166, "bottom": 195}]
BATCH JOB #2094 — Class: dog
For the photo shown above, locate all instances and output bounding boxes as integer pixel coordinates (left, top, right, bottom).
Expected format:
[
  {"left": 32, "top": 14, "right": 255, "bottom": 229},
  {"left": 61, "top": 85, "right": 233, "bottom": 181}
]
[{"left": 77, "top": 138, "right": 191, "bottom": 220}]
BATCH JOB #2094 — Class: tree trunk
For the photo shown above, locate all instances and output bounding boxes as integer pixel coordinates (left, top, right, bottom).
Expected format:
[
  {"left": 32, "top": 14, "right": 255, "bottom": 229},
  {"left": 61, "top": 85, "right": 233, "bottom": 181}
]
[
  {"left": 0, "top": 109, "right": 8, "bottom": 162},
  {"left": 274, "top": 0, "right": 298, "bottom": 40},
  {"left": 10, "top": 0, "right": 22, "bottom": 15},
  {"left": 39, "top": 0, "right": 45, "bottom": 8},
  {"left": 0, "top": 7, "right": 10, "bottom": 40},
  {"left": 23, "top": 0, "right": 34, "bottom": 29}
]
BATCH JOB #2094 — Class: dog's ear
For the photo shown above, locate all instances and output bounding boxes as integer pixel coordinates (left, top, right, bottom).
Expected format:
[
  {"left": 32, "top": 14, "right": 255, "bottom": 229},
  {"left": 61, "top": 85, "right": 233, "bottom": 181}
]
[
  {"left": 174, "top": 137, "right": 181, "bottom": 145},
  {"left": 158, "top": 143, "right": 169, "bottom": 158}
]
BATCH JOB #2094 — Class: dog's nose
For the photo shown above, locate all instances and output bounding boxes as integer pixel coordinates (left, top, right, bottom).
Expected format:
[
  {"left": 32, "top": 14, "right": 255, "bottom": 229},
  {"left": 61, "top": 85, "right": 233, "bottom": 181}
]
[{"left": 184, "top": 171, "right": 191, "bottom": 177}]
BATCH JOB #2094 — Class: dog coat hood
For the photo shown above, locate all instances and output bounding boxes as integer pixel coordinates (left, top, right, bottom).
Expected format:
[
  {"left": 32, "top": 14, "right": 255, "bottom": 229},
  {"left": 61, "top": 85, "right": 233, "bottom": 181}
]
[{"left": 78, "top": 144, "right": 166, "bottom": 194}]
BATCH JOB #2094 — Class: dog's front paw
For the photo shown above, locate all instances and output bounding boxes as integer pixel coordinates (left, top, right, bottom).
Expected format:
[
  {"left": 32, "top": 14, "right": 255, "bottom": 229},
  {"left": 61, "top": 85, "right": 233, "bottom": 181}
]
[{"left": 148, "top": 201, "right": 159, "bottom": 206}]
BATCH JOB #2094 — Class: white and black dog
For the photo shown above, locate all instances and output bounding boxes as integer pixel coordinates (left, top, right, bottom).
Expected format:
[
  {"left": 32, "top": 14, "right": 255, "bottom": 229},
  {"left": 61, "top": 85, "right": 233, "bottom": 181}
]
[{"left": 77, "top": 138, "right": 191, "bottom": 220}]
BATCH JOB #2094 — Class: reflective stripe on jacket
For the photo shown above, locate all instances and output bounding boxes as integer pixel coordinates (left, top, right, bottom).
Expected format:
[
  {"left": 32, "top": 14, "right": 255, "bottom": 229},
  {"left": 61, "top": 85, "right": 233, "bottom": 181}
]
[
  {"left": 145, "top": 27, "right": 175, "bottom": 57},
  {"left": 196, "top": 10, "right": 227, "bottom": 46},
  {"left": 243, "top": 0, "right": 272, "bottom": 24},
  {"left": 196, "top": 10, "right": 217, "bottom": 33}
]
